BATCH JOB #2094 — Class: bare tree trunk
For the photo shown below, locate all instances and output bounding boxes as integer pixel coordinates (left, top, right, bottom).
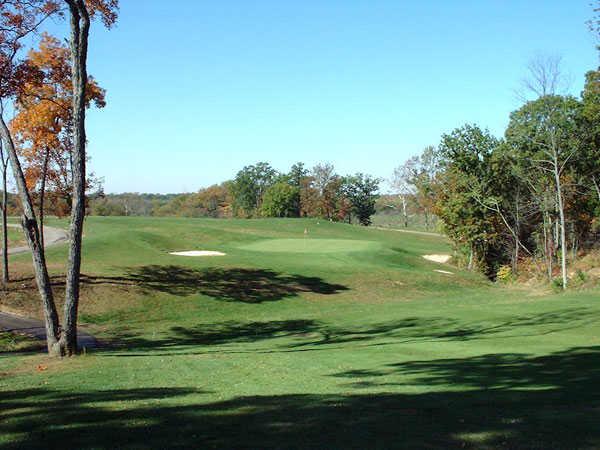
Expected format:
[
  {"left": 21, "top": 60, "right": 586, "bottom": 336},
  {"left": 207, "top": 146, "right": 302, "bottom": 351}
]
[
  {"left": 554, "top": 217, "right": 559, "bottom": 253},
  {"left": 39, "top": 147, "right": 50, "bottom": 249},
  {"left": 512, "top": 191, "right": 521, "bottom": 275},
  {"left": 467, "top": 245, "right": 474, "bottom": 271},
  {"left": 513, "top": 235, "right": 519, "bottom": 275},
  {"left": 0, "top": 114, "right": 61, "bottom": 355},
  {"left": 400, "top": 195, "right": 408, "bottom": 228},
  {"left": 593, "top": 177, "right": 600, "bottom": 203},
  {"left": 570, "top": 222, "right": 577, "bottom": 261},
  {"left": 61, "top": 0, "right": 91, "bottom": 355},
  {"left": 0, "top": 142, "right": 8, "bottom": 285},
  {"left": 543, "top": 211, "right": 552, "bottom": 281},
  {"left": 554, "top": 158, "right": 567, "bottom": 290}
]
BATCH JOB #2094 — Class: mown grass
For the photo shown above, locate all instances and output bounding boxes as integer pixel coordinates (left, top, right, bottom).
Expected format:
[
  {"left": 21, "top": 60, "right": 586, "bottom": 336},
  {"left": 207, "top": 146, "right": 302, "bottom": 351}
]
[
  {"left": 2, "top": 227, "right": 24, "bottom": 247},
  {"left": 1, "top": 217, "right": 600, "bottom": 449},
  {"left": 0, "top": 331, "right": 42, "bottom": 353}
]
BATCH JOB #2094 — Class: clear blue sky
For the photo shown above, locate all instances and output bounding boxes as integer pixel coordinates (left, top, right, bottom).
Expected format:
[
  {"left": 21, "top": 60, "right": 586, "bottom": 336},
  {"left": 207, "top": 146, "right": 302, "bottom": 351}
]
[{"left": 77, "top": 0, "right": 597, "bottom": 193}]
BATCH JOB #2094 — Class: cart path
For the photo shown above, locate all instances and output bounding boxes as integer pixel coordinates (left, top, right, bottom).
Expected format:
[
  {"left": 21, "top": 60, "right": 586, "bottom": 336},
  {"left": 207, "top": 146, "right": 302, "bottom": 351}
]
[
  {"left": 373, "top": 226, "right": 443, "bottom": 237},
  {"left": 3, "top": 223, "right": 69, "bottom": 255},
  {"left": 0, "top": 310, "right": 98, "bottom": 349}
]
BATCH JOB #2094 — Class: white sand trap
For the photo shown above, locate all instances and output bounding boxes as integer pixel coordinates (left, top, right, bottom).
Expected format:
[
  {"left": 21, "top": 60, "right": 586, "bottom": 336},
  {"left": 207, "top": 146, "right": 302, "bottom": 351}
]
[
  {"left": 423, "top": 254, "right": 451, "bottom": 264},
  {"left": 434, "top": 269, "right": 454, "bottom": 275},
  {"left": 169, "top": 251, "right": 226, "bottom": 257}
]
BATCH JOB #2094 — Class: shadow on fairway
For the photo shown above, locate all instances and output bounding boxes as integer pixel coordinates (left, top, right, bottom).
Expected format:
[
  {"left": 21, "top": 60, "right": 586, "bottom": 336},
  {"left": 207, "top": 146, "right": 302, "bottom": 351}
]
[
  {"left": 82, "top": 265, "right": 349, "bottom": 304},
  {"left": 9, "top": 266, "right": 348, "bottom": 304},
  {"left": 2, "top": 346, "right": 600, "bottom": 449},
  {"left": 103, "top": 306, "right": 600, "bottom": 357},
  {"left": 113, "top": 319, "right": 322, "bottom": 350}
]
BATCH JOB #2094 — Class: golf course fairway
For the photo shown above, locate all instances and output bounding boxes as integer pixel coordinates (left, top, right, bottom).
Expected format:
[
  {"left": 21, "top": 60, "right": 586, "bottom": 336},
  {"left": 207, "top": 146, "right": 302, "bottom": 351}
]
[
  {"left": 238, "top": 238, "right": 381, "bottom": 253},
  {"left": 1, "top": 217, "right": 600, "bottom": 449}
]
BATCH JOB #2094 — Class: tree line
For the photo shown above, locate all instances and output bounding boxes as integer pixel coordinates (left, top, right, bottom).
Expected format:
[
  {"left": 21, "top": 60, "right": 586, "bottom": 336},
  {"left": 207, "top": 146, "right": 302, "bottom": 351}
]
[
  {"left": 88, "top": 162, "right": 382, "bottom": 226},
  {"left": 391, "top": 57, "right": 600, "bottom": 288}
]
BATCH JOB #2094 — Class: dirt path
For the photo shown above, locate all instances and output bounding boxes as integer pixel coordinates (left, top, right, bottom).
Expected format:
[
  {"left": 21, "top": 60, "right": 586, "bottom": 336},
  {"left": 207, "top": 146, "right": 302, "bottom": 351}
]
[
  {"left": 373, "top": 226, "right": 443, "bottom": 237},
  {"left": 3, "top": 223, "right": 69, "bottom": 255},
  {"left": 0, "top": 310, "right": 97, "bottom": 349}
]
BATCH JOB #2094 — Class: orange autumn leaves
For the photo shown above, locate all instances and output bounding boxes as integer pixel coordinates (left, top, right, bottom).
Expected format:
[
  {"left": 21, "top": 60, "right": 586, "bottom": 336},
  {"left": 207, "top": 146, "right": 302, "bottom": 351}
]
[
  {"left": 1, "top": 0, "right": 117, "bottom": 201},
  {"left": 85, "top": 0, "right": 119, "bottom": 27},
  {"left": 10, "top": 33, "right": 106, "bottom": 199}
]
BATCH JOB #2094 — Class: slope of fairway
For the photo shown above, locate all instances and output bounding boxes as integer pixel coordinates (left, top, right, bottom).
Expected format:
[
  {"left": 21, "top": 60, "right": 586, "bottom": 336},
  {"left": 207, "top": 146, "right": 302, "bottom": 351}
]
[
  {"left": 2, "top": 217, "right": 600, "bottom": 449},
  {"left": 238, "top": 238, "right": 381, "bottom": 253}
]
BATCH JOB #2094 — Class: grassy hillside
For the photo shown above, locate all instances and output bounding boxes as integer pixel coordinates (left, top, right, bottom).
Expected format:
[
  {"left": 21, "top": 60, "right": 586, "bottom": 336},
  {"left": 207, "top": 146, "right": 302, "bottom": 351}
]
[{"left": 1, "top": 217, "right": 600, "bottom": 449}]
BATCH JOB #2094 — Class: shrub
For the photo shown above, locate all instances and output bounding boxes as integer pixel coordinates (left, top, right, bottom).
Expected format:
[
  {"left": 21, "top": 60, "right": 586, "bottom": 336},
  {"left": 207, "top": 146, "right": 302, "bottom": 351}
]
[
  {"left": 496, "top": 265, "right": 513, "bottom": 283},
  {"left": 551, "top": 277, "right": 565, "bottom": 291}
]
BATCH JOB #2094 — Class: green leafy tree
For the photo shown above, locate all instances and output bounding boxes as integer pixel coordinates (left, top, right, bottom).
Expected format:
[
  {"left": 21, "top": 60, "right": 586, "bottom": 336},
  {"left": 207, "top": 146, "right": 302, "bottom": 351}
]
[
  {"left": 581, "top": 69, "right": 600, "bottom": 203},
  {"left": 343, "top": 173, "right": 380, "bottom": 226},
  {"left": 231, "top": 162, "right": 277, "bottom": 217},
  {"left": 288, "top": 162, "right": 309, "bottom": 188},
  {"left": 286, "top": 162, "right": 309, "bottom": 216},
  {"left": 261, "top": 182, "right": 300, "bottom": 217},
  {"left": 436, "top": 124, "right": 500, "bottom": 271}
]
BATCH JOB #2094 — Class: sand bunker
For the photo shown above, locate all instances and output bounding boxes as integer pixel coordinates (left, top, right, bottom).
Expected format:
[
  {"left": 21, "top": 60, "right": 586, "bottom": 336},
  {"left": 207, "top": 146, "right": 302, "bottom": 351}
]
[
  {"left": 169, "top": 251, "right": 226, "bottom": 257},
  {"left": 434, "top": 269, "right": 454, "bottom": 275},
  {"left": 423, "top": 254, "right": 451, "bottom": 263}
]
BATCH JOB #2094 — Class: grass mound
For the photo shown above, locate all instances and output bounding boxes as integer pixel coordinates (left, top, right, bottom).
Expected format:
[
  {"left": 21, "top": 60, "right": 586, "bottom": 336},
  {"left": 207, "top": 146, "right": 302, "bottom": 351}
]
[{"left": 238, "top": 238, "right": 380, "bottom": 254}]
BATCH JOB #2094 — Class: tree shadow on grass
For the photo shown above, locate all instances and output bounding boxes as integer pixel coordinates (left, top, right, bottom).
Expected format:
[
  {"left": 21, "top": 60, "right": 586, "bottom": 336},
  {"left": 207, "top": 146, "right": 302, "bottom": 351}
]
[
  {"left": 2, "top": 347, "right": 600, "bottom": 449},
  {"left": 83, "top": 265, "right": 349, "bottom": 304},
  {"left": 8, "top": 266, "right": 349, "bottom": 304},
  {"left": 106, "top": 306, "right": 600, "bottom": 357},
  {"left": 113, "top": 319, "right": 322, "bottom": 351},
  {"left": 282, "top": 306, "right": 600, "bottom": 349}
]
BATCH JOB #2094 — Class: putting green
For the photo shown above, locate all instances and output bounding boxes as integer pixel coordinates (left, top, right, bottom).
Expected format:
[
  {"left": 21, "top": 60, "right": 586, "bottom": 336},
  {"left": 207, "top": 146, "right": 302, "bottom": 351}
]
[{"left": 238, "top": 238, "right": 381, "bottom": 254}]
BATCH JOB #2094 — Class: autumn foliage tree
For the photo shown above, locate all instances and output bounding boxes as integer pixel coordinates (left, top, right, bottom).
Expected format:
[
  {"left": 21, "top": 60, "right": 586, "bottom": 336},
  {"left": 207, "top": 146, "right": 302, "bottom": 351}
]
[
  {"left": 0, "top": 0, "right": 118, "bottom": 356},
  {"left": 11, "top": 33, "right": 106, "bottom": 229}
]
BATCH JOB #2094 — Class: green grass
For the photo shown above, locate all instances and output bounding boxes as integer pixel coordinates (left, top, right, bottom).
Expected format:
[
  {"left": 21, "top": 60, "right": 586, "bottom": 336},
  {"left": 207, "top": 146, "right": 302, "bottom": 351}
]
[
  {"left": 3, "top": 227, "right": 24, "bottom": 247},
  {"left": 1, "top": 217, "right": 600, "bottom": 449},
  {"left": 238, "top": 237, "right": 382, "bottom": 253},
  {"left": 0, "top": 331, "right": 42, "bottom": 353}
]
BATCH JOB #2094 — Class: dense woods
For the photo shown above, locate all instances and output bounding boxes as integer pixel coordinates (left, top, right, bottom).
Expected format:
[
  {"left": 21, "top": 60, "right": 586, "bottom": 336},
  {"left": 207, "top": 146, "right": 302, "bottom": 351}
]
[{"left": 391, "top": 62, "right": 600, "bottom": 286}]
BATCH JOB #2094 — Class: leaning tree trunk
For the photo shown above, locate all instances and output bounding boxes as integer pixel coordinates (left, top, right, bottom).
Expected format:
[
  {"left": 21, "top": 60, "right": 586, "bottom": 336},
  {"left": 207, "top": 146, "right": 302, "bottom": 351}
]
[
  {"left": 593, "top": 177, "right": 600, "bottom": 203},
  {"left": 1, "top": 144, "right": 8, "bottom": 285},
  {"left": 0, "top": 115, "right": 61, "bottom": 355},
  {"left": 513, "top": 234, "right": 519, "bottom": 275},
  {"left": 39, "top": 147, "right": 50, "bottom": 249}
]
